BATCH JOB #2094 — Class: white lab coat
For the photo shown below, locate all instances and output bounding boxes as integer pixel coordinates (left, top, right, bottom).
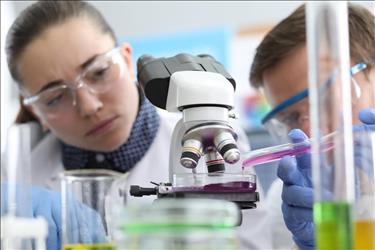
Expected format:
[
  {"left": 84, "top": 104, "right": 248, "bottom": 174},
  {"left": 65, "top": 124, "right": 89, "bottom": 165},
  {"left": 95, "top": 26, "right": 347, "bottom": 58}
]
[
  {"left": 265, "top": 179, "right": 295, "bottom": 249},
  {"left": 2, "top": 110, "right": 274, "bottom": 249}
]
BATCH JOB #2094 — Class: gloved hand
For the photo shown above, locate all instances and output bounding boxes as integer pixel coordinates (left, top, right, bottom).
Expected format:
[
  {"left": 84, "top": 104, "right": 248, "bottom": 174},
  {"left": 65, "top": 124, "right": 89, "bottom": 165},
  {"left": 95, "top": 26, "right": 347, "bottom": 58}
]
[
  {"left": 1, "top": 184, "right": 106, "bottom": 250},
  {"left": 277, "top": 108, "right": 375, "bottom": 250},
  {"left": 353, "top": 108, "right": 375, "bottom": 132},
  {"left": 352, "top": 108, "right": 375, "bottom": 197},
  {"left": 277, "top": 129, "right": 314, "bottom": 250}
]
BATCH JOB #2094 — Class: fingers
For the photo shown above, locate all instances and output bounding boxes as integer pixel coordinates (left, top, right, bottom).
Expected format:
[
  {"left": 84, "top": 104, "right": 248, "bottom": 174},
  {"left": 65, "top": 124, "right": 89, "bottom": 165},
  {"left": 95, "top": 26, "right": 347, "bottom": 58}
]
[
  {"left": 282, "top": 184, "right": 313, "bottom": 208},
  {"left": 278, "top": 156, "right": 304, "bottom": 186},
  {"left": 353, "top": 124, "right": 375, "bottom": 132},
  {"left": 282, "top": 202, "right": 314, "bottom": 243},
  {"left": 288, "top": 129, "right": 308, "bottom": 143},
  {"left": 359, "top": 108, "right": 375, "bottom": 125},
  {"left": 33, "top": 202, "right": 59, "bottom": 250}
]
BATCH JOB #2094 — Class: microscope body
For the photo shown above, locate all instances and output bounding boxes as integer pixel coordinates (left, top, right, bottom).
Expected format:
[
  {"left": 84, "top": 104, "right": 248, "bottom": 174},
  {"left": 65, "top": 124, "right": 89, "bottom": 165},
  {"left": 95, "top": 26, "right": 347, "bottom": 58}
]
[
  {"left": 166, "top": 71, "right": 240, "bottom": 183},
  {"left": 131, "top": 53, "right": 259, "bottom": 209}
]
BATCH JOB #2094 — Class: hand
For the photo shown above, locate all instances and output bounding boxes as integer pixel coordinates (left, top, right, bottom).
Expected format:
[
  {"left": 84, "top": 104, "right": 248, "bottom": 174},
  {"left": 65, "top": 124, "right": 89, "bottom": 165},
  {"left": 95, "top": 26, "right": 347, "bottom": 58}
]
[
  {"left": 1, "top": 184, "right": 107, "bottom": 250},
  {"left": 277, "top": 129, "right": 314, "bottom": 250},
  {"left": 353, "top": 109, "right": 375, "bottom": 175},
  {"left": 353, "top": 108, "right": 375, "bottom": 197},
  {"left": 353, "top": 108, "right": 375, "bottom": 132}
]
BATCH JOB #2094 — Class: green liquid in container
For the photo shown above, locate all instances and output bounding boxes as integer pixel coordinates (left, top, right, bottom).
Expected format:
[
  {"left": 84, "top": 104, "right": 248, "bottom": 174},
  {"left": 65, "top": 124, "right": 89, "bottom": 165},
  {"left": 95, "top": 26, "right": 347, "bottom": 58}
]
[{"left": 314, "top": 202, "right": 353, "bottom": 250}]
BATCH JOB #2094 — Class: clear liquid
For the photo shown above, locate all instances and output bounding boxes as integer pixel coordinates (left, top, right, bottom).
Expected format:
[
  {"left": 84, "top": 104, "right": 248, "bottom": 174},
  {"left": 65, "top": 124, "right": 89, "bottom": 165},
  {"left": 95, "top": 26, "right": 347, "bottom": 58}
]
[{"left": 314, "top": 202, "right": 352, "bottom": 250}]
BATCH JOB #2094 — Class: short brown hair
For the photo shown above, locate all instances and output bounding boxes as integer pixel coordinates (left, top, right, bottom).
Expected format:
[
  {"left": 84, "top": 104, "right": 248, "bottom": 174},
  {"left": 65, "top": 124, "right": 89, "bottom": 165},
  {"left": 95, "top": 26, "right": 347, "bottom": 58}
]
[{"left": 249, "top": 3, "right": 375, "bottom": 88}]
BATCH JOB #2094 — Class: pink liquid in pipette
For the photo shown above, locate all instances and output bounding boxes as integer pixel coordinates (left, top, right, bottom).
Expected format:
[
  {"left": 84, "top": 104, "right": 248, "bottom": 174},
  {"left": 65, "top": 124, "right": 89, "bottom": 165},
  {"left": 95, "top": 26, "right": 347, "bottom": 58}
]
[
  {"left": 242, "top": 142, "right": 334, "bottom": 169},
  {"left": 243, "top": 145, "right": 311, "bottom": 168}
]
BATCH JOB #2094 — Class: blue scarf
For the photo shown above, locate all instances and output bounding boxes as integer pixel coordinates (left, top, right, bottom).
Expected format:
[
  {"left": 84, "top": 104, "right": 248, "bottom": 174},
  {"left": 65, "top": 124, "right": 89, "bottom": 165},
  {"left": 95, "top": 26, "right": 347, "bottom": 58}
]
[{"left": 62, "top": 93, "right": 160, "bottom": 173}]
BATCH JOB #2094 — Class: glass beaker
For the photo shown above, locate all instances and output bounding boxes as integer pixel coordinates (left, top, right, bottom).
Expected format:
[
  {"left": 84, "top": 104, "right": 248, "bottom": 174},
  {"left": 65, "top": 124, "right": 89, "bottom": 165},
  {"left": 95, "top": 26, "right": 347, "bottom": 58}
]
[
  {"left": 112, "top": 198, "right": 240, "bottom": 250},
  {"left": 353, "top": 130, "right": 375, "bottom": 249},
  {"left": 61, "top": 169, "right": 125, "bottom": 250}
]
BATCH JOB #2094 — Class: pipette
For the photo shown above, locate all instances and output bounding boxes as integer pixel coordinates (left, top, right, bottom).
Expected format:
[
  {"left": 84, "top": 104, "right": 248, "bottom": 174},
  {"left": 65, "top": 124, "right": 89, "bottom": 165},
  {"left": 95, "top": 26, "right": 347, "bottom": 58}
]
[{"left": 242, "top": 132, "right": 335, "bottom": 168}]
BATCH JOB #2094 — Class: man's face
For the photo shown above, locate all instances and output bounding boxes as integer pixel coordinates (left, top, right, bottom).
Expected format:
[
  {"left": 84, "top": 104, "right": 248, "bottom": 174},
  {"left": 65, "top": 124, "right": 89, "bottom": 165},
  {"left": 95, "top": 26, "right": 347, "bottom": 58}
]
[
  {"left": 262, "top": 46, "right": 311, "bottom": 136},
  {"left": 261, "top": 45, "right": 375, "bottom": 138}
]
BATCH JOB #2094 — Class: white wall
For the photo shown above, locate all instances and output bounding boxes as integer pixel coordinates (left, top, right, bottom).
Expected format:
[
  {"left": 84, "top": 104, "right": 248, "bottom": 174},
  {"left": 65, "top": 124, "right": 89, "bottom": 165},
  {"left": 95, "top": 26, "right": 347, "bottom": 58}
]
[{"left": 12, "top": 1, "right": 305, "bottom": 38}]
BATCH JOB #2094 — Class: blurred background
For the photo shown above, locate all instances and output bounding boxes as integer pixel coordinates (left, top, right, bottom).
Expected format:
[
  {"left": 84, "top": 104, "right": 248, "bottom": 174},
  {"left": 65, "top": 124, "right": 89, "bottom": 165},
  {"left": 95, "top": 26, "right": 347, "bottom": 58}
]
[{"left": 2, "top": 1, "right": 373, "bottom": 193}]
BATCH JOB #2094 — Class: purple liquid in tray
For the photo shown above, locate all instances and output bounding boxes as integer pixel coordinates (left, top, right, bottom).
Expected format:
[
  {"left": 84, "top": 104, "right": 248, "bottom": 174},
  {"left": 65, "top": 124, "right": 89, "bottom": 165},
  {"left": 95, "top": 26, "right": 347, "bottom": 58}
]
[{"left": 173, "top": 181, "right": 256, "bottom": 193}]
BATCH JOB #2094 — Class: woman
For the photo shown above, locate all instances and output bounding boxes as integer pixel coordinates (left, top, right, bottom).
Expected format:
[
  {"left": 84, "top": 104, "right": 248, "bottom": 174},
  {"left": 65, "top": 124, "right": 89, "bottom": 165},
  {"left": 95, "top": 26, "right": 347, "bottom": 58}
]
[{"left": 4, "top": 1, "right": 271, "bottom": 249}]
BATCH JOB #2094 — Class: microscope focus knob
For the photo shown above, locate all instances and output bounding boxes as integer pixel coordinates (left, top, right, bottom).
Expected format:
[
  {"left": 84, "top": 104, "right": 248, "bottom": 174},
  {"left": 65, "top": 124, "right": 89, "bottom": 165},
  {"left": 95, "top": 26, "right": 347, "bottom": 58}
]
[{"left": 214, "top": 131, "right": 240, "bottom": 164}]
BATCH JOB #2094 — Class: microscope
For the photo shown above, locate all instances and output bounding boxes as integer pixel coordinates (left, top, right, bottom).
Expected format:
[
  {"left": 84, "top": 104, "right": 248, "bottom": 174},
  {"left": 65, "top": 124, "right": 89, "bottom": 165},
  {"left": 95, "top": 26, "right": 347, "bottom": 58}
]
[{"left": 130, "top": 53, "right": 259, "bottom": 209}]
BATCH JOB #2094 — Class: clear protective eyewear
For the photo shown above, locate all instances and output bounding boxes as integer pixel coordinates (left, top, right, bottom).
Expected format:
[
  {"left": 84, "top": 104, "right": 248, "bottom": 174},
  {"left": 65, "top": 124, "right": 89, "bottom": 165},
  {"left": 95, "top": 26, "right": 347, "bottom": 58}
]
[
  {"left": 262, "top": 60, "right": 371, "bottom": 143},
  {"left": 22, "top": 47, "right": 125, "bottom": 118}
]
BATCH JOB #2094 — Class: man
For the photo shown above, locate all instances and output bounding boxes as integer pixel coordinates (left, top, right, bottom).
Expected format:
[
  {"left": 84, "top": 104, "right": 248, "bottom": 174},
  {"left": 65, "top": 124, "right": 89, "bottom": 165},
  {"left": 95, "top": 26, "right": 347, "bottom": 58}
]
[{"left": 249, "top": 3, "right": 374, "bottom": 249}]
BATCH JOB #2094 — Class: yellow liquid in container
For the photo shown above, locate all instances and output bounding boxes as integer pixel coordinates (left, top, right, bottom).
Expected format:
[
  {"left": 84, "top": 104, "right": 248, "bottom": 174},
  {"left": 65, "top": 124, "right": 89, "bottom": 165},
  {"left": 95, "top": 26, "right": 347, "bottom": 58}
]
[
  {"left": 63, "top": 243, "right": 115, "bottom": 250},
  {"left": 355, "top": 220, "right": 375, "bottom": 250}
]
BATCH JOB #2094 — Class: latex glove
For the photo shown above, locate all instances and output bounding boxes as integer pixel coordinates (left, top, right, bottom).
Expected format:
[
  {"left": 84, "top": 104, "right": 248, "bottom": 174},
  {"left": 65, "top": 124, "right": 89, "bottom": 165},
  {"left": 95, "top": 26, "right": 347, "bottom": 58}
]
[
  {"left": 353, "top": 109, "right": 375, "bottom": 198},
  {"left": 277, "top": 129, "right": 314, "bottom": 250},
  {"left": 1, "top": 184, "right": 106, "bottom": 250},
  {"left": 353, "top": 108, "right": 375, "bottom": 132},
  {"left": 353, "top": 108, "right": 375, "bottom": 173}
]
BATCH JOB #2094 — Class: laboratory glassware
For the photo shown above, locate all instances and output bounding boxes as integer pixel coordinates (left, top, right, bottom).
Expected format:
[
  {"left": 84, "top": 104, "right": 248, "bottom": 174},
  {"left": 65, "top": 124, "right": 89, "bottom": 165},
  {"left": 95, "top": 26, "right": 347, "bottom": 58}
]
[
  {"left": 61, "top": 169, "right": 125, "bottom": 250},
  {"left": 352, "top": 130, "right": 375, "bottom": 249},
  {"left": 1, "top": 124, "right": 48, "bottom": 250},
  {"left": 307, "top": 2, "right": 354, "bottom": 249},
  {"left": 242, "top": 132, "right": 335, "bottom": 168},
  {"left": 112, "top": 198, "right": 240, "bottom": 250}
]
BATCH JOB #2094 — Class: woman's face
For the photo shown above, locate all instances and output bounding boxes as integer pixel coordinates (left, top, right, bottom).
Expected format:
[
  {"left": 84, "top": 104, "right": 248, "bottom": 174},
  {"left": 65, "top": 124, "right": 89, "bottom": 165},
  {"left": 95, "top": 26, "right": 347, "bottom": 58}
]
[{"left": 17, "top": 17, "right": 139, "bottom": 152}]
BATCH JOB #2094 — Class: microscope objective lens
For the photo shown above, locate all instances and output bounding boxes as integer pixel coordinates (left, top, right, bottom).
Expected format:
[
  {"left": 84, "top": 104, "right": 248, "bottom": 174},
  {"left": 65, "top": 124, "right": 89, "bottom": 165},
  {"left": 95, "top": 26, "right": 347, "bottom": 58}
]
[{"left": 214, "top": 131, "right": 240, "bottom": 164}]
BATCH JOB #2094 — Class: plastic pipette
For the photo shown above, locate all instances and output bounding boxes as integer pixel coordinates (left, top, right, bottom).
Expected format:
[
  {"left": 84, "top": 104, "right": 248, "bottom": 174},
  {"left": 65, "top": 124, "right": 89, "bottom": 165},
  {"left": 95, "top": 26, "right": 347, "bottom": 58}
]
[{"left": 242, "top": 133, "right": 335, "bottom": 168}]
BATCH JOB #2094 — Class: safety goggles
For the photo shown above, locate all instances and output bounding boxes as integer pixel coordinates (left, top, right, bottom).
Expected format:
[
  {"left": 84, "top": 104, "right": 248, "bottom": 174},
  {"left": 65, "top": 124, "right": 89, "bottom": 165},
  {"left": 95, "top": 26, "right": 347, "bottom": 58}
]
[
  {"left": 262, "top": 61, "right": 371, "bottom": 143},
  {"left": 22, "top": 47, "right": 125, "bottom": 118}
]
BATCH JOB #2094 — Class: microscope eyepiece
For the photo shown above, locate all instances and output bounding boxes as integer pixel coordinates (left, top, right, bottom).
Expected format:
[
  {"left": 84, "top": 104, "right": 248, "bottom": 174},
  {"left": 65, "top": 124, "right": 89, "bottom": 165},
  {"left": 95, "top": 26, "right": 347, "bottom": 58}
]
[
  {"left": 136, "top": 55, "right": 155, "bottom": 73},
  {"left": 214, "top": 131, "right": 240, "bottom": 164}
]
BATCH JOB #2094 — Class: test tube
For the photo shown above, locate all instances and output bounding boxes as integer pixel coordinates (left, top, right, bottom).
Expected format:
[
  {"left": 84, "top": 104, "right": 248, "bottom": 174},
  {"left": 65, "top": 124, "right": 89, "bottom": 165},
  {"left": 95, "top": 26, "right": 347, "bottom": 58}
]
[
  {"left": 307, "top": 2, "right": 354, "bottom": 249},
  {"left": 1, "top": 124, "right": 48, "bottom": 249},
  {"left": 242, "top": 132, "right": 335, "bottom": 168}
]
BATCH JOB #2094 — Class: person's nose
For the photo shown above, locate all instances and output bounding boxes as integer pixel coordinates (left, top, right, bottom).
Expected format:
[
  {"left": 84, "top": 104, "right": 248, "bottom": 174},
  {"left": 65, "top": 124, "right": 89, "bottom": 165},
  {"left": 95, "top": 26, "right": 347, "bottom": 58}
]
[
  {"left": 300, "top": 118, "right": 311, "bottom": 137},
  {"left": 75, "top": 88, "right": 103, "bottom": 117}
]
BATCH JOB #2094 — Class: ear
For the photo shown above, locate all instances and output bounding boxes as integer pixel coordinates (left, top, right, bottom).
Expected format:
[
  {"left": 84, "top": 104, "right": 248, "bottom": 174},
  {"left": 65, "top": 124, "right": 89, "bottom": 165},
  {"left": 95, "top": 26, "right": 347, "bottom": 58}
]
[
  {"left": 27, "top": 105, "right": 50, "bottom": 132},
  {"left": 119, "top": 43, "right": 135, "bottom": 81}
]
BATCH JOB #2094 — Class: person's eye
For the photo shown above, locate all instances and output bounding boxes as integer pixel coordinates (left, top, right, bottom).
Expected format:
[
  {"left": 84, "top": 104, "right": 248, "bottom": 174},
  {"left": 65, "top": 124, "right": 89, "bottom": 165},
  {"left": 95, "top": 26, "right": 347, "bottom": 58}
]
[
  {"left": 282, "top": 112, "right": 300, "bottom": 127},
  {"left": 88, "top": 65, "right": 110, "bottom": 81},
  {"left": 44, "top": 93, "right": 64, "bottom": 107}
]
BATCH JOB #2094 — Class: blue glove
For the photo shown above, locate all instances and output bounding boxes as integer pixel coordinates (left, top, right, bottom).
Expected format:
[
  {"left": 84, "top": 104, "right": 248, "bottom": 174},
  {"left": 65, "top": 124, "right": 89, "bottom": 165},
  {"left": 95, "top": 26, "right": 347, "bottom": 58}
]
[
  {"left": 277, "top": 129, "right": 314, "bottom": 250},
  {"left": 1, "top": 184, "right": 106, "bottom": 250},
  {"left": 277, "top": 109, "right": 375, "bottom": 250},
  {"left": 353, "top": 108, "right": 375, "bottom": 196},
  {"left": 353, "top": 108, "right": 375, "bottom": 132},
  {"left": 62, "top": 191, "right": 107, "bottom": 245}
]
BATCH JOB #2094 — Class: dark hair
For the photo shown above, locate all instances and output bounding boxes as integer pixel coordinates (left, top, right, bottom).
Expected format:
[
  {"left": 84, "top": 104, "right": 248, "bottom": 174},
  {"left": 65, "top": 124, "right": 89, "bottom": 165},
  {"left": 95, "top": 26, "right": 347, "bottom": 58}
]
[
  {"left": 249, "top": 3, "right": 375, "bottom": 88},
  {"left": 6, "top": 0, "right": 116, "bottom": 123}
]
